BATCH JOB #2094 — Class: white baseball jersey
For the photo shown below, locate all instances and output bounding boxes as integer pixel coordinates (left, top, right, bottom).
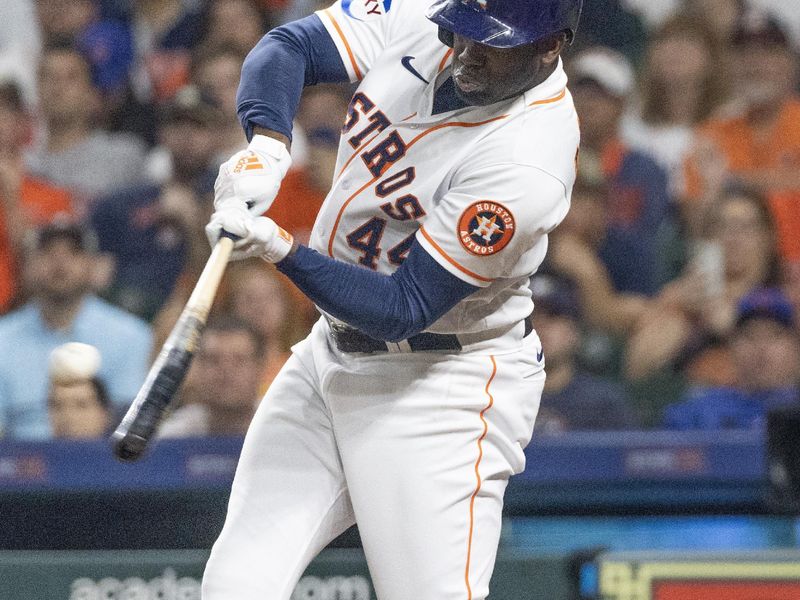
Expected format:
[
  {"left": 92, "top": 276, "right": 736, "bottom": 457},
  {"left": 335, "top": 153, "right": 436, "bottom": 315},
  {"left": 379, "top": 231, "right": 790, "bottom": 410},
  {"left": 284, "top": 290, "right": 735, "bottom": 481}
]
[{"left": 312, "top": 0, "right": 580, "bottom": 335}]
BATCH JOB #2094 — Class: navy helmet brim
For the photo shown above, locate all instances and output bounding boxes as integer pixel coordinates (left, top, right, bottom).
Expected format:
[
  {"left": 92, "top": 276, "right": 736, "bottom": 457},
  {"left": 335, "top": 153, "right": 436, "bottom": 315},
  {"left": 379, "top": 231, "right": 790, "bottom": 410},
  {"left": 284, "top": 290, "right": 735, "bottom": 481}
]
[
  {"left": 426, "top": 0, "right": 524, "bottom": 48},
  {"left": 426, "top": 0, "right": 582, "bottom": 48}
]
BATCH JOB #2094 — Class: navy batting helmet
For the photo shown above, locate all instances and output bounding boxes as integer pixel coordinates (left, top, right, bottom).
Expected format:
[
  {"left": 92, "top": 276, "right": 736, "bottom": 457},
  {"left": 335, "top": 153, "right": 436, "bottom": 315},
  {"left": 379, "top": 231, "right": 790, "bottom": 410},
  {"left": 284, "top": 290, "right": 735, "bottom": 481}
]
[{"left": 426, "top": 0, "right": 583, "bottom": 49}]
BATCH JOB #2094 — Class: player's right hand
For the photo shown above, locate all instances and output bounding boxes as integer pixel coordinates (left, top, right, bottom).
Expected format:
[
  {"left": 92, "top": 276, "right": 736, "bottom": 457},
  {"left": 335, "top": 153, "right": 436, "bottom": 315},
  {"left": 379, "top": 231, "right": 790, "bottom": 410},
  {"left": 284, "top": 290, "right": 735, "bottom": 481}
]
[
  {"left": 214, "top": 134, "right": 292, "bottom": 216},
  {"left": 206, "top": 204, "right": 294, "bottom": 263}
]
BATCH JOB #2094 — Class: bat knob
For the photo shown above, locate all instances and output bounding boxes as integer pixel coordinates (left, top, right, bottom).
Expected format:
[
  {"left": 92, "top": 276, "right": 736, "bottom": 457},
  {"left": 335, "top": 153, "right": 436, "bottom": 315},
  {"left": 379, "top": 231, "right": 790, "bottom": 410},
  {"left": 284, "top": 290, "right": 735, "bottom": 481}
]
[
  {"left": 112, "top": 430, "right": 148, "bottom": 462},
  {"left": 220, "top": 229, "right": 241, "bottom": 242}
]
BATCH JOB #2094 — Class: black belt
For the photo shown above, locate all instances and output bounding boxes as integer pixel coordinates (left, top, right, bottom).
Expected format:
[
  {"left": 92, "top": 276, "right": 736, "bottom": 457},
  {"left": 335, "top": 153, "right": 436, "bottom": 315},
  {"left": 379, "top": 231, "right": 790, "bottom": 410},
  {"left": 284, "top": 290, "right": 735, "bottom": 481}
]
[{"left": 329, "top": 315, "right": 533, "bottom": 354}]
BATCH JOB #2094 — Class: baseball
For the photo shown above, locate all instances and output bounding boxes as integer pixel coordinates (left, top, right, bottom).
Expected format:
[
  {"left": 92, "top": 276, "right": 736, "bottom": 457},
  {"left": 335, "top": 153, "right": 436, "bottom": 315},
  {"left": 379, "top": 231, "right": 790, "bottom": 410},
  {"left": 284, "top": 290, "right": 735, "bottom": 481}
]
[{"left": 49, "top": 342, "right": 101, "bottom": 384}]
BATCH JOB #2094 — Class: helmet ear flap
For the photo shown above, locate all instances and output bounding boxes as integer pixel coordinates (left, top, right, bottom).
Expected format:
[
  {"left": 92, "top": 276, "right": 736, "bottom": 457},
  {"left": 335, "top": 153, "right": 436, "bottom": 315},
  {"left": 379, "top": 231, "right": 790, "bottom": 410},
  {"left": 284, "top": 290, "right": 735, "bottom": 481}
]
[{"left": 438, "top": 26, "right": 454, "bottom": 47}]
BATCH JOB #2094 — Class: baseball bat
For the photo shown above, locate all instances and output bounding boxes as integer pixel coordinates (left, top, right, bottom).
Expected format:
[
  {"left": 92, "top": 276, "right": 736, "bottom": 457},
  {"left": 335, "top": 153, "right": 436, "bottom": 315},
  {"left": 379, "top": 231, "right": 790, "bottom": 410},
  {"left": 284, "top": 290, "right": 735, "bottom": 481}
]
[{"left": 111, "top": 231, "right": 237, "bottom": 461}]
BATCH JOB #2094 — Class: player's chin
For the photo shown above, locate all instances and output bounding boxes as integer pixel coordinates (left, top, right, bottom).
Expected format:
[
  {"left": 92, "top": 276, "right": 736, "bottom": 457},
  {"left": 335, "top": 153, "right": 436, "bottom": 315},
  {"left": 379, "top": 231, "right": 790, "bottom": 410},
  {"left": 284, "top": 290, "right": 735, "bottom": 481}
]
[{"left": 453, "top": 81, "right": 495, "bottom": 106}]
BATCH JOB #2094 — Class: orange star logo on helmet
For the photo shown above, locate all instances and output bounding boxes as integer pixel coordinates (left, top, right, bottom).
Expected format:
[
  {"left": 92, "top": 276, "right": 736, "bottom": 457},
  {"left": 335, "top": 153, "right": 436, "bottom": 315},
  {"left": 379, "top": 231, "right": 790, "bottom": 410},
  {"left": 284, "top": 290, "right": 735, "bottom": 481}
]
[{"left": 457, "top": 201, "right": 515, "bottom": 256}]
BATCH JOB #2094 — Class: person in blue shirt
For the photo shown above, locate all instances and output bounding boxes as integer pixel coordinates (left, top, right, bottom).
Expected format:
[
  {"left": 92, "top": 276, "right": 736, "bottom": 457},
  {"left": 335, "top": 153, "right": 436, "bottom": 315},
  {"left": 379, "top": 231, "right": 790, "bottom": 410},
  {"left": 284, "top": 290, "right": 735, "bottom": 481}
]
[
  {"left": 664, "top": 288, "right": 800, "bottom": 430},
  {"left": 0, "top": 220, "right": 152, "bottom": 439}
]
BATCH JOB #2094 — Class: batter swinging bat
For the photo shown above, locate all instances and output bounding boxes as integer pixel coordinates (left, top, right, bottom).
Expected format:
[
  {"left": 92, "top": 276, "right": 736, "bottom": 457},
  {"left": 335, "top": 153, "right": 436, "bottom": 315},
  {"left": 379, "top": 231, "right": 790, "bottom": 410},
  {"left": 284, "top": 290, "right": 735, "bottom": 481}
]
[{"left": 112, "top": 231, "right": 237, "bottom": 461}]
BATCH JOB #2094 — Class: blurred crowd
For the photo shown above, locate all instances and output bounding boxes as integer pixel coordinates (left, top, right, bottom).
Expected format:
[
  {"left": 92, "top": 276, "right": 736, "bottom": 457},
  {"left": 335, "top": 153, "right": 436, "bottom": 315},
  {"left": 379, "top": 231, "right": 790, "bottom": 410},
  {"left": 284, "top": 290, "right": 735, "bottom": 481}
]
[{"left": 0, "top": 0, "right": 798, "bottom": 441}]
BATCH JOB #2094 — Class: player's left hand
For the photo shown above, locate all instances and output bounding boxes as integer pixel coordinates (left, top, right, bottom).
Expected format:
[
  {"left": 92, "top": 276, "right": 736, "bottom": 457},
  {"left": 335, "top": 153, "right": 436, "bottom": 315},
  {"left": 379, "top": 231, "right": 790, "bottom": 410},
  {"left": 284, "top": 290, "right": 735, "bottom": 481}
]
[
  {"left": 206, "top": 204, "right": 294, "bottom": 263},
  {"left": 214, "top": 134, "right": 292, "bottom": 216}
]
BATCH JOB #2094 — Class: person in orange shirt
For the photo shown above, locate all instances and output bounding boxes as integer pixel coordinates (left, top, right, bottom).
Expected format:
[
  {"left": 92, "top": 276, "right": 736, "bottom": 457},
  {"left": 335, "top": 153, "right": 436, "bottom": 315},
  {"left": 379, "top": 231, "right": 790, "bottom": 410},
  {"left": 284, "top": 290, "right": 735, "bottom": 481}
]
[
  {"left": 267, "top": 84, "right": 352, "bottom": 245},
  {"left": 684, "top": 11, "right": 800, "bottom": 260},
  {"left": 0, "top": 81, "right": 72, "bottom": 313}
]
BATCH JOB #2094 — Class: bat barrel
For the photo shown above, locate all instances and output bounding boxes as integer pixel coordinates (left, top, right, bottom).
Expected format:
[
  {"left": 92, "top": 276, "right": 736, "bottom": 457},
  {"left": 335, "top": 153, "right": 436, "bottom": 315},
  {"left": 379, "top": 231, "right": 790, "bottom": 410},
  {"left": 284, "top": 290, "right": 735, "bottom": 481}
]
[
  {"left": 111, "top": 303, "right": 208, "bottom": 460},
  {"left": 111, "top": 336, "right": 198, "bottom": 461},
  {"left": 110, "top": 233, "right": 236, "bottom": 462}
]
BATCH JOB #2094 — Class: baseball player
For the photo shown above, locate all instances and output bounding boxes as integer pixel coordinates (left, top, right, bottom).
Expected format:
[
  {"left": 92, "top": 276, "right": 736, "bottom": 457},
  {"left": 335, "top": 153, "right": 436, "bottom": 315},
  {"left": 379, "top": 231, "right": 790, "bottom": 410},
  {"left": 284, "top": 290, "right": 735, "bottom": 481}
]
[{"left": 203, "top": 0, "right": 581, "bottom": 598}]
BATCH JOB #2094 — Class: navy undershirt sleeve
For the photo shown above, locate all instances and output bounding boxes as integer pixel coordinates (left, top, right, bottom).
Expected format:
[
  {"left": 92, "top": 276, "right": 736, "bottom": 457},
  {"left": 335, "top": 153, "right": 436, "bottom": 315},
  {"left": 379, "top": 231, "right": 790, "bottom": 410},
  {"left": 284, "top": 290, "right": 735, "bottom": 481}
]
[
  {"left": 276, "top": 241, "right": 480, "bottom": 341},
  {"left": 236, "top": 15, "right": 349, "bottom": 142}
]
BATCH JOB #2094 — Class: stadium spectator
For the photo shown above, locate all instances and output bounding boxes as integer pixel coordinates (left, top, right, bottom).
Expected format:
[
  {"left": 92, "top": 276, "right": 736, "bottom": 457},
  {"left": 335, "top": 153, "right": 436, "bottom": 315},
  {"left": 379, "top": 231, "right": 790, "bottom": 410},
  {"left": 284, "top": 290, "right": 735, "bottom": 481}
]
[
  {"left": 159, "top": 315, "right": 265, "bottom": 437},
  {"left": 570, "top": 48, "right": 673, "bottom": 296},
  {"left": 0, "top": 220, "right": 152, "bottom": 439},
  {"left": 223, "top": 261, "right": 300, "bottom": 392},
  {"left": 201, "top": 0, "right": 270, "bottom": 57},
  {"left": 531, "top": 273, "right": 640, "bottom": 434},
  {"left": 684, "top": 0, "right": 746, "bottom": 46},
  {"left": 98, "top": 0, "right": 208, "bottom": 145},
  {"left": 47, "top": 342, "right": 112, "bottom": 439},
  {"left": 0, "top": 80, "right": 72, "bottom": 313},
  {"left": 547, "top": 180, "right": 649, "bottom": 336},
  {"left": 146, "top": 85, "right": 223, "bottom": 191},
  {"left": 92, "top": 85, "right": 223, "bottom": 320},
  {"left": 622, "top": 16, "right": 728, "bottom": 195},
  {"left": 664, "top": 288, "right": 800, "bottom": 429},
  {"left": 33, "top": 0, "right": 142, "bottom": 109},
  {"left": 0, "top": 0, "right": 41, "bottom": 104},
  {"left": 627, "top": 0, "right": 746, "bottom": 41},
  {"left": 35, "top": 0, "right": 98, "bottom": 43},
  {"left": 25, "top": 43, "right": 148, "bottom": 210},
  {"left": 568, "top": 0, "right": 648, "bottom": 62},
  {"left": 35, "top": 0, "right": 136, "bottom": 98},
  {"left": 191, "top": 44, "right": 248, "bottom": 163},
  {"left": 128, "top": 0, "right": 207, "bottom": 104},
  {"left": 625, "top": 187, "right": 782, "bottom": 416},
  {"left": 683, "top": 10, "right": 800, "bottom": 259},
  {"left": 269, "top": 84, "right": 352, "bottom": 244}
]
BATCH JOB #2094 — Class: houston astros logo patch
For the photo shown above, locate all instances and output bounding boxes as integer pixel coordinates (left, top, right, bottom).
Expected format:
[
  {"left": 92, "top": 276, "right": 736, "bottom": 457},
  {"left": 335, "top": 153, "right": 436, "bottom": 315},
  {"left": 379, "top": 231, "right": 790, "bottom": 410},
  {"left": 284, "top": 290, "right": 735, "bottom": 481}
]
[{"left": 458, "top": 201, "right": 515, "bottom": 255}]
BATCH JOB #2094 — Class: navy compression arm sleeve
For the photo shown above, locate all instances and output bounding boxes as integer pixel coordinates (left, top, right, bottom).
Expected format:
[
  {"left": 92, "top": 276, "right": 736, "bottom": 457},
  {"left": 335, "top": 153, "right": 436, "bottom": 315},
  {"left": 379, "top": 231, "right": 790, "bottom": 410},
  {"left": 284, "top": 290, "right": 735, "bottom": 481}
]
[
  {"left": 236, "top": 15, "right": 349, "bottom": 141},
  {"left": 276, "top": 241, "right": 479, "bottom": 341}
]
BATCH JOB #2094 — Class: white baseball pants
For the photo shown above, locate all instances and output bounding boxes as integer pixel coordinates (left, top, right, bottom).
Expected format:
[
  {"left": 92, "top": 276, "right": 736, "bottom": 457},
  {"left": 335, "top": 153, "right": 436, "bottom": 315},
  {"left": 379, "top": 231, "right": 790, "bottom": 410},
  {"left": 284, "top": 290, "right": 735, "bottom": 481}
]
[{"left": 202, "top": 319, "right": 544, "bottom": 600}]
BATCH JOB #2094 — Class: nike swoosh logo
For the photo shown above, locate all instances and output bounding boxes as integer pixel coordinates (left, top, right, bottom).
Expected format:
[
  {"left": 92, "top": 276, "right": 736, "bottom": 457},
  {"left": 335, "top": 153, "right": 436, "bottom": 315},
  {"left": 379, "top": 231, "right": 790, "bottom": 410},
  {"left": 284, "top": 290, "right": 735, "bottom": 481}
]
[
  {"left": 401, "top": 56, "right": 429, "bottom": 84},
  {"left": 536, "top": 349, "right": 544, "bottom": 362}
]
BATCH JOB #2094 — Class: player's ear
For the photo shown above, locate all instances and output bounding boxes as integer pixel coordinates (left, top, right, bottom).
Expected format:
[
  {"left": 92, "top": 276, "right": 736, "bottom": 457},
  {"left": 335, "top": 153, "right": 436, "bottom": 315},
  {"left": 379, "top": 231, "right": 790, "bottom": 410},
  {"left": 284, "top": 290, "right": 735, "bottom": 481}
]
[
  {"left": 438, "top": 26, "right": 454, "bottom": 48},
  {"left": 537, "top": 32, "right": 568, "bottom": 66}
]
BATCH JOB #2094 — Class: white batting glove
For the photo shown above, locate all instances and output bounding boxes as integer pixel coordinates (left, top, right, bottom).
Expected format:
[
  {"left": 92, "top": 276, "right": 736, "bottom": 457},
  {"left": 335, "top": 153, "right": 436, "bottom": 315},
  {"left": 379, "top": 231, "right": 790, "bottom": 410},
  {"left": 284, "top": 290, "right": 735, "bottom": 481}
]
[
  {"left": 205, "top": 205, "right": 294, "bottom": 263},
  {"left": 214, "top": 134, "right": 292, "bottom": 216}
]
